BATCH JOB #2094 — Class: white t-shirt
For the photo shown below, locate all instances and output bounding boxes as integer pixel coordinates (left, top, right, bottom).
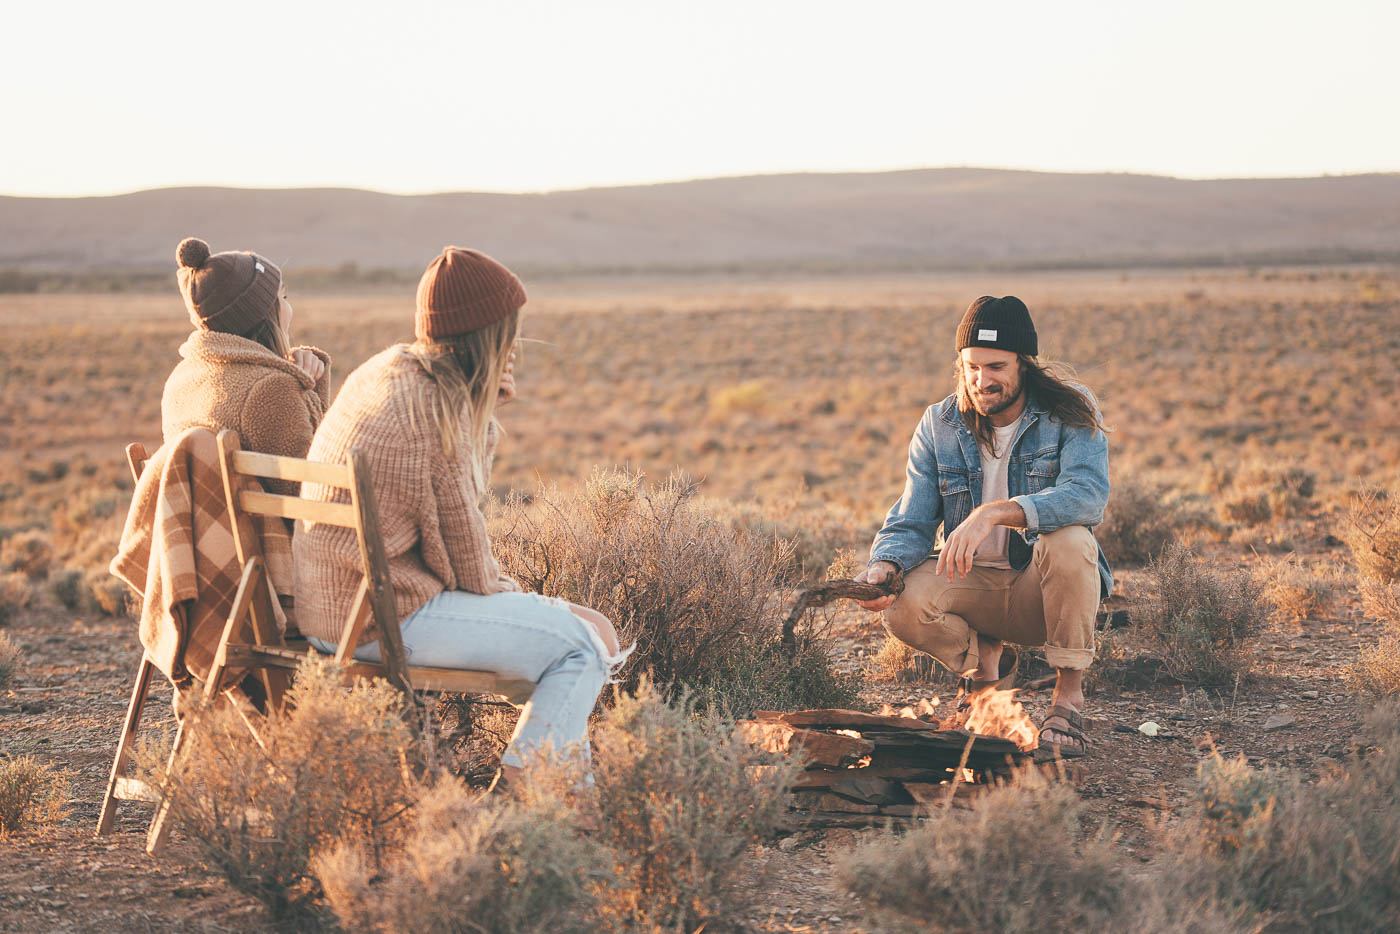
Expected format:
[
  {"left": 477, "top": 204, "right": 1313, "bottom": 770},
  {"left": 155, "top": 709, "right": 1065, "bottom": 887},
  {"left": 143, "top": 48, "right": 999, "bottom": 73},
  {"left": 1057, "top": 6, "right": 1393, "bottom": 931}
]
[{"left": 973, "top": 422, "right": 1019, "bottom": 569}]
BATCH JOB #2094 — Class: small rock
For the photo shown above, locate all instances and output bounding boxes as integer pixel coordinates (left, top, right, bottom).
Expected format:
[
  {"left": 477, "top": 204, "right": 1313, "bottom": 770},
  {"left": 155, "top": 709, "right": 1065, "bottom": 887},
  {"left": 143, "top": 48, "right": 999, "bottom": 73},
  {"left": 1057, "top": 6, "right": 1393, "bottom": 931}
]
[
  {"left": 1138, "top": 721, "right": 1161, "bottom": 737},
  {"left": 1263, "top": 713, "right": 1296, "bottom": 732},
  {"left": 1112, "top": 725, "right": 1138, "bottom": 734},
  {"left": 1300, "top": 690, "right": 1319, "bottom": 700}
]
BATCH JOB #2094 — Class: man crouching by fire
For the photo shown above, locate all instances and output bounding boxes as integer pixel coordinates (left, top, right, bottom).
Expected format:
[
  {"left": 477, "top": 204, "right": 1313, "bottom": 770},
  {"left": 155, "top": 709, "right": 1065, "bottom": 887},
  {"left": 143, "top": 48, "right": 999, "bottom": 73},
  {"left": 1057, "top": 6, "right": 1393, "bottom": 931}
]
[{"left": 854, "top": 295, "right": 1112, "bottom": 759}]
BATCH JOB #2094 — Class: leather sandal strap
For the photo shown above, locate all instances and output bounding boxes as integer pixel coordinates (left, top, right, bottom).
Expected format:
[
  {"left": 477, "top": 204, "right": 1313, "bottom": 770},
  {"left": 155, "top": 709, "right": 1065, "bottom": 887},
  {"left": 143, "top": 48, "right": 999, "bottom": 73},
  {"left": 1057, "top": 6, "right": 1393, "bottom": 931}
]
[{"left": 1041, "top": 705, "right": 1090, "bottom": 745}]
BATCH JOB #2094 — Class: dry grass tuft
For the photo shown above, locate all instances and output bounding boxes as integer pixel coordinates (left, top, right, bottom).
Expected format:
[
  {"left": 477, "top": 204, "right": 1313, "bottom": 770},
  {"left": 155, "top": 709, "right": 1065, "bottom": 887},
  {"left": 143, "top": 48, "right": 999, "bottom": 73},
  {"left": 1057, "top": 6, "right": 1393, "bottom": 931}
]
[
  {"left": 1341, "top": 486, "right": 1400, "bottom": 584},
  {"left": 1167, "top": 703, "right": 1400, "bottom": 932},
  {"left": 1347, "top": 635, "right": 1400, "bottom": 697},
  {"left": 0, "top": 571, "right": 33, "bottom": 626},
  {"left": 316, "top": 776, "right": 598, "bottom": 934},
  {"left": 836, "top": 765, "right": 1237, "bottom": 934},
  {"left": 491, "top": 468, "right": 860, "bottom": 713},
  {"left": 1139, "top": 544, "right": 1265, "bottom": 685},
  {"left": 1259, "top": 555, "right": 1340, "bottom": 623},
  {"left": 0, "top": 530, "right": 53, "bottom": 579},
  {"left": 0, "top": 631, "right": 20, "bottom": 689},
  {"left": 1097, "top": 477, "right": 1178, "bottom": 565},
  {"left": 158, "top": 657, "right": 421, "bottom": 918},
  {"left": 0, "top": 755, "right": 71, "bottom": 836}
]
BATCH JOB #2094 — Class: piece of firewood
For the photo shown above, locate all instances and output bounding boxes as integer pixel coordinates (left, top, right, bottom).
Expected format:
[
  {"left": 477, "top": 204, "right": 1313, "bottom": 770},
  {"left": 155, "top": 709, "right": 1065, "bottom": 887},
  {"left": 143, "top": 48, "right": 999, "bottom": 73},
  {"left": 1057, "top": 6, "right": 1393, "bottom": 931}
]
[
  {"left": 738, "top": 721, "right": 874, "bottom": 768},
  {"left": 780, "top": 577, "right": 904, "bottom": 656}
]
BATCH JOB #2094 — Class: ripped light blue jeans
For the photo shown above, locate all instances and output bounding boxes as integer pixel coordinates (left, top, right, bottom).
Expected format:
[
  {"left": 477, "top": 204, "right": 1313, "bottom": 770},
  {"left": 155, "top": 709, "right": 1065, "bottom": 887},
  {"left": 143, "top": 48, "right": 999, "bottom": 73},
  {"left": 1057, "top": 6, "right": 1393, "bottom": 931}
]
[{"left": 310, "top": 590, "right": 616, "bottom": 769}]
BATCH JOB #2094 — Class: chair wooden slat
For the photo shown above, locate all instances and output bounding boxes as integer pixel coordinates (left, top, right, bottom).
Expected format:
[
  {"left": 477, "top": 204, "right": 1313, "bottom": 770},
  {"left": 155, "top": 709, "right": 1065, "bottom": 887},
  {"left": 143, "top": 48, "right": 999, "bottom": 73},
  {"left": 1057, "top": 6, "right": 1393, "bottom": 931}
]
[
  {"left": 113, "top": 776, "right": 160, "bottom": 803},
  {"left": 238, "top": 490, "right": 357, "bottom": 526},
  {"left": 230, "top": 449, "right": 350, "bottom": 488}
]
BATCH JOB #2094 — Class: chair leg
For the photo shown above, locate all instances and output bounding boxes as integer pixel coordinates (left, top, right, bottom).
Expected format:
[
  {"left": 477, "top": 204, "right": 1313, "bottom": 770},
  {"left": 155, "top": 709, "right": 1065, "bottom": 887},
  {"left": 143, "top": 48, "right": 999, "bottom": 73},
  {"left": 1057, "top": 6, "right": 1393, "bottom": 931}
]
[
  {"left": 144, "top": 719, "right": 188, "bottom": 856},
  {"left": 96, "top": 653, "right": 157, "bottom": 836}
]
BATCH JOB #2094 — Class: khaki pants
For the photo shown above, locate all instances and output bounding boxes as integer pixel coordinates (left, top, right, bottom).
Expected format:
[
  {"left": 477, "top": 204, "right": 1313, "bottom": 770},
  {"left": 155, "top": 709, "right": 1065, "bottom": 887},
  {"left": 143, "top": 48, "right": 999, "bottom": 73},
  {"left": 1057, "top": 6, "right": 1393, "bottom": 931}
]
[{"left": 882, "top": 526, "right": 1099, "bottom": 674}]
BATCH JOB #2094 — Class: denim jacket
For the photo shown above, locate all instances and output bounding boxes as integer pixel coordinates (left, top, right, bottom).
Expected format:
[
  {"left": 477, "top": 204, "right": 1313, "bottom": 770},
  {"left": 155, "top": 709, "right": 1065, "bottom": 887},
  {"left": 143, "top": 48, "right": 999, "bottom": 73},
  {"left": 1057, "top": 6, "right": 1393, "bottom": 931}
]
[{"left": 869, "top": 388, "right": 1113, "bottom": 599}]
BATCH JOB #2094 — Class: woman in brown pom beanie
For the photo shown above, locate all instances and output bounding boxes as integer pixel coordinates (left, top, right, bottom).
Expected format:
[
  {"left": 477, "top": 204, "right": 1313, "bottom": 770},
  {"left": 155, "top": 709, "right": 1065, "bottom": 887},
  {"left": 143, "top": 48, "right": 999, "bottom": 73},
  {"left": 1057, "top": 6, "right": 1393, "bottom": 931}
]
[
  {"left": 161, "top": 237, "right": 332, "bottom": 493},
  {"left": 295, "top": 247, "right": 626, "bottom": 789}
]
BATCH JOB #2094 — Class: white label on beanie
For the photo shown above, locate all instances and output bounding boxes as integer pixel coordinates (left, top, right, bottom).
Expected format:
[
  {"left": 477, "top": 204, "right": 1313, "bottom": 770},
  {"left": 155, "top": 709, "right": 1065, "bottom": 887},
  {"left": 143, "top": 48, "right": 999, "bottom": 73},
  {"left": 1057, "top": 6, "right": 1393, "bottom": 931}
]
[
  {"left": 255, "top": 262, "right": 265, "bottom": 272},
  {"left": 978, "top": 329, "right": 998, "bottom": 341}
]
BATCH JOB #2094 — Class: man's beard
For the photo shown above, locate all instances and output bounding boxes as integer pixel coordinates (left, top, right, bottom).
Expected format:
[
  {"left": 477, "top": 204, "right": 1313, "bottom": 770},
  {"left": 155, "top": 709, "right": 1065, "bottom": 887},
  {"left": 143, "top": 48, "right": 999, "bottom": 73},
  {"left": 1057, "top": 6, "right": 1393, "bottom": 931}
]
[{"left": 971, "top": 381, "right": 1023, "bottom": 416}]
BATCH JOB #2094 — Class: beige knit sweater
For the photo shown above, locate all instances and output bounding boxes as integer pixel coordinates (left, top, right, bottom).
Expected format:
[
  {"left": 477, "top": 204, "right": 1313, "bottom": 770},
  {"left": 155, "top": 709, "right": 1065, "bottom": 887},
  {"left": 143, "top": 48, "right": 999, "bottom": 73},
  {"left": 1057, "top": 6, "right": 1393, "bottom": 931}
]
[
  {"left": 293, "top": 345, "right": 518, "bottom": 647},
  {"left": 162, "top": 331, "right": 331, "bottom": 495}
]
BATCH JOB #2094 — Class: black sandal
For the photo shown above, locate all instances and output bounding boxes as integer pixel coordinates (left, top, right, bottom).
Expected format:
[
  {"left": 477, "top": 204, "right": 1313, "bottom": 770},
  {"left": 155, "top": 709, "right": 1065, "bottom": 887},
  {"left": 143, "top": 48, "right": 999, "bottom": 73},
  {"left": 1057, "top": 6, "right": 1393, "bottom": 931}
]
[{"left": 1034, "top": 704, "right": 1091, "bottom": 761}]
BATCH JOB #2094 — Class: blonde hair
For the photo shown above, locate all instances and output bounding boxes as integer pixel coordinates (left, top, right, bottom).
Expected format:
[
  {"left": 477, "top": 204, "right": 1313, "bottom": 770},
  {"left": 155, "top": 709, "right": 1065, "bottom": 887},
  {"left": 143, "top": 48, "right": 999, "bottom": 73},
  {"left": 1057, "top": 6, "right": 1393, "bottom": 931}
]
[
  {"left": 406, "top": 312, "right": 519, "bottom": 492},
  {"left": 242, "top": 315, "right": 291, "bottom": 359}
]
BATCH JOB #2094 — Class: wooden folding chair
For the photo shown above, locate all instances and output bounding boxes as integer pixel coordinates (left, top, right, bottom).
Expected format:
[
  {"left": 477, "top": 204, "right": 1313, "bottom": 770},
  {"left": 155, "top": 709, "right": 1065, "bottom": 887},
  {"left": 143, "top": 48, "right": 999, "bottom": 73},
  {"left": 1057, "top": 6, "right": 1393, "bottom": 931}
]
[
  {"left": 205, "top": 428, "right": 533, "bottom": 703},
  {"left": 96, "top": 443, "right": 163, "bottom": 841}
]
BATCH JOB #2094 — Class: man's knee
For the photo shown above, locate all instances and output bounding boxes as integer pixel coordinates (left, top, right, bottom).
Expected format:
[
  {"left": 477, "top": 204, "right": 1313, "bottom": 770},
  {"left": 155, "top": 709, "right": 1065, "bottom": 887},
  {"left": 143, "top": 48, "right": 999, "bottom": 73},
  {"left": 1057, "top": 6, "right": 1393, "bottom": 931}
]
[{"left": 1032, "top": 525, "right": 1096, "bottom": 567}]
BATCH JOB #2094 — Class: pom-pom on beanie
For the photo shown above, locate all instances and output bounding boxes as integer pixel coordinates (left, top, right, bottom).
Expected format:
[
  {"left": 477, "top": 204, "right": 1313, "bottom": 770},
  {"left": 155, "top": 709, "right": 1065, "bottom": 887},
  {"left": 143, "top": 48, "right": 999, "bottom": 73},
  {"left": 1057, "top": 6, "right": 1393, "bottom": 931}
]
[
  {"left": 415, "top": 247, "right": 526, "bottom": 341},
  {"left": 175, "top": 237, "right": 283, "bottom": 336},
  {"left": 955, "top": 295, "right": 1038, "bottom": 356}
]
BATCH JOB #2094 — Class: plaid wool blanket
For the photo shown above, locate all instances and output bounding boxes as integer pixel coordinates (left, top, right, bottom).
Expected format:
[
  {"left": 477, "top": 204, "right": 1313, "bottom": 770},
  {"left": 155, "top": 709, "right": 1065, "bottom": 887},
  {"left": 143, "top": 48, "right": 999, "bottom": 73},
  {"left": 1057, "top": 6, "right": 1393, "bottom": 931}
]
[{"left": 110, "top": 427, "right": 292, "bottom": 691}]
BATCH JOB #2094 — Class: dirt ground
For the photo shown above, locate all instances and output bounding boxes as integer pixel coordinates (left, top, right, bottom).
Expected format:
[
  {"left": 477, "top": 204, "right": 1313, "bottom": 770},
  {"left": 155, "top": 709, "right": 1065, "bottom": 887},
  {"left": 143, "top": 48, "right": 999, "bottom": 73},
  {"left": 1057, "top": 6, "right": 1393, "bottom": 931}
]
[{"left": 1, "top": 533, "right": 1380, "bottom": 933}]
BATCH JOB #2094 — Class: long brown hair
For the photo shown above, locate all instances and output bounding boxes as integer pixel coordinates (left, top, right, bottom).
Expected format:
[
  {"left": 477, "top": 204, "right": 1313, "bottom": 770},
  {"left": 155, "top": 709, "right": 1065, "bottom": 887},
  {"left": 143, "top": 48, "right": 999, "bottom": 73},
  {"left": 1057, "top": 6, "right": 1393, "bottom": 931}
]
[
  {"left": 955, "top": 354, "right": 1109, "bottom": 455},
  {"left": 405, "top": 312, "right": 519, "bottom": 492}
]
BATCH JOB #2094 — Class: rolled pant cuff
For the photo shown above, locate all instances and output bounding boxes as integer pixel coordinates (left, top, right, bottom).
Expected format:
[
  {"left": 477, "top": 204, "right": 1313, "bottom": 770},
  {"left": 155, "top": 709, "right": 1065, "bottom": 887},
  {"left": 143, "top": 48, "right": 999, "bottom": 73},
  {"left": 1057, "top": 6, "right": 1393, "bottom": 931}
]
[{"left": 1043, "top": 646, "right": 1094, "bottom": 670}]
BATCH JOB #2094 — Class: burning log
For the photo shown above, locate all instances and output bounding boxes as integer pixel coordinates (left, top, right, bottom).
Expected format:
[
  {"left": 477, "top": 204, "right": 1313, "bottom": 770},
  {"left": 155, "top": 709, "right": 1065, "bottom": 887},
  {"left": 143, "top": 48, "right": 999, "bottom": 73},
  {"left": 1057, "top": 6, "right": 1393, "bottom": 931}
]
[{"left": 743, "top": 694, "right": 1052, "bottom": 828}]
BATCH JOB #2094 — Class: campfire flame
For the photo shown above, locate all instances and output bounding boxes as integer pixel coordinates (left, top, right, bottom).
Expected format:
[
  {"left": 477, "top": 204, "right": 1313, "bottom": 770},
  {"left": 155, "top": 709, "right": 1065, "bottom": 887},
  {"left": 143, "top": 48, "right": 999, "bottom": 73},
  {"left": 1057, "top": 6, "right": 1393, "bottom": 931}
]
[
  {"left": 879, "top": 690, "right": 1039, "bottom": 752},
  {"left": 963, "top": 688, "right": 1039, "bottom": 752}
]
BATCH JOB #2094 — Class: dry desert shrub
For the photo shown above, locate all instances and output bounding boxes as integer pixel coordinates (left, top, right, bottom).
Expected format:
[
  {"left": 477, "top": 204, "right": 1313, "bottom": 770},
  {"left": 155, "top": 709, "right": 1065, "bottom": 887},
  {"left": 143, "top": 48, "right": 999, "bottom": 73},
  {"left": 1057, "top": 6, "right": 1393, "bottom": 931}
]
[
  {"left": 0, "top": 755, "right": 71, "bottom": 836},
  {"left": 1096, "top": 477, "right": 1178, "bottom": 565},
  {"left": 490, "top": 468, "right": 860, "bottom": 713},
  {"left": 323, "top": 681, "right": 799, "bottom": 934},
  {"left": 1259, "top": 555, "right": 1340, "bottom": 623},
  {"left": 316, "top": 776, "right": 598, "bottom": 934},
  {"left": 0, "top": 571, "right": 32, "bottom": 626},
  {"left": 1139, "top": 545, "right": 1265, "bottom": 685},
  {"left": 1237, "top": 464, "right": 1316, "bottom": 519},
  {"left": 835, "top": 765, "right": 1238, "bottom": 934},
  {"left": 158, "top": 657, "right": 421, "bottom": 918},
  {"left": 1347, "top": 635, "right": 1400, "bottom": 697},
  {"left": 1358, "top": 578, "right": 1400, "bottom": 625},
  {"left": 705, "top": 489, "right": 863, "bottom": 583},
  {"left": 1166, "top": 704, "right": 1400, "bottom": 933},
  {"left": 0, "top": 631, "right": 19, "bottom": 689},
  {"left": 582, "top": 680, "right": 802, "bottom": 933},
  {"left": 707, "top": 378, "right": 771, "bottom": 419},
  {"left": 0, "top": 529, "right": 53, "bottom": 579},
  {"left": 1341, "top": 486, "right": 1400, "bottom": 584}
]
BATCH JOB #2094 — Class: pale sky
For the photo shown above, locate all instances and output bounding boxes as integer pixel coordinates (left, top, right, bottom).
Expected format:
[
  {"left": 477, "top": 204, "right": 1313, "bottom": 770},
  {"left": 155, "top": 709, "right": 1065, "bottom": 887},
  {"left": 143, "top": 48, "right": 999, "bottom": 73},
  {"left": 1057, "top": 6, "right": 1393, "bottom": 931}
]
[{"left": 2, "top": 0, "right": 1397, "bottom": 197}]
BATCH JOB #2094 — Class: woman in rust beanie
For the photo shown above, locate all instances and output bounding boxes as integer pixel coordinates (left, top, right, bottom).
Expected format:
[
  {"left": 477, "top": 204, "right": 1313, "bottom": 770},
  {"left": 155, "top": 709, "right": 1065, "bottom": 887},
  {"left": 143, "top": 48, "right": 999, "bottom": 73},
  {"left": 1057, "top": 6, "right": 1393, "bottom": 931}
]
[
  {"left": 295, "top": 247, "right": 626, "bottom": 789},
  {"left": 160, "top": 237, "right": 332, "bottom": 493}
]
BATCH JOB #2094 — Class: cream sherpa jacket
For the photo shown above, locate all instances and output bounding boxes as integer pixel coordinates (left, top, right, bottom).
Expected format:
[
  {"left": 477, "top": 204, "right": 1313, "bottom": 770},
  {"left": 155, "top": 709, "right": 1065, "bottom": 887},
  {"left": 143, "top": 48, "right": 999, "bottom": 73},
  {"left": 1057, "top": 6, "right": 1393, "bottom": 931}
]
[
  {"left": 161, "top": 330, "right": 332, "bottom": 494},
  {"left": 292, "top": 345, "right": 518, "bottom": 647}
]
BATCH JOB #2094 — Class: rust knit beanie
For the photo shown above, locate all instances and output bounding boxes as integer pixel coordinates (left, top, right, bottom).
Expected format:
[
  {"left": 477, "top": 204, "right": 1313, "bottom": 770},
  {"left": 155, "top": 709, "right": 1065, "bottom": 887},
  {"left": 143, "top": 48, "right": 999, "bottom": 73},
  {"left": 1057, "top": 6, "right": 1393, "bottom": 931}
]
[
  {"left": 415, "top": 247, "right": 526, "bottom": 341},
  {"left": 175, "top": 237, "right": 282, "bottom": 336}
]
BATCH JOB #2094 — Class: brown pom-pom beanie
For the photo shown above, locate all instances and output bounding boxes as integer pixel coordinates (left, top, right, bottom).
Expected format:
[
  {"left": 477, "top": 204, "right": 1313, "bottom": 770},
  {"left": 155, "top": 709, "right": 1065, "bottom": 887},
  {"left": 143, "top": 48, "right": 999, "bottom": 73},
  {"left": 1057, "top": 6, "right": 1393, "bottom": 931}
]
[
  {"left": 414, "top": 247, "right": 526, "bottom": 341},
  {"left": 175, "top": 237, "right": 282, "bottom": 336}
]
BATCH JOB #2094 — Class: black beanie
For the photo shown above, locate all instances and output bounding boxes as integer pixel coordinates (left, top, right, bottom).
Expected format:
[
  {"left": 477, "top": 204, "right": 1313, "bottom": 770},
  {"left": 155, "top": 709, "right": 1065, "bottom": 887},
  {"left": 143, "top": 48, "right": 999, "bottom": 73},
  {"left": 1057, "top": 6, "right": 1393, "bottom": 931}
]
[{"left": 955, "top": 295, "right": 1038, "bottom": 356}]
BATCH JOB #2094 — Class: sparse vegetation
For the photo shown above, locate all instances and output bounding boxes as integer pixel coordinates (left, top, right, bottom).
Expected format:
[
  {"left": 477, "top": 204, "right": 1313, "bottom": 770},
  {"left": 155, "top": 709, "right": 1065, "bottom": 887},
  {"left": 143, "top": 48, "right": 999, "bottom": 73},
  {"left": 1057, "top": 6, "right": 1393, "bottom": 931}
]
[
  {"left": 1167, "top": 704, "right": 1400, "bottom": 933},
  {"left": 1348, "top": 635, "right": 1400, "bottom": 697},
  {"left": 0, "top": 571, "right": 32, "bottom": 626},
  {"left": 0, "top": 755, "right": 70, "bottom": 836},
  {"left": 1260, "top": 554, "right": 1340, "bottom": 623},
  {"left": 1139, "top": 544, "right": 1266, "bottom": 685},
  {"left": 0, "top": 631, "right": 19, "bottom": 689},
  {"left": 1096, "top": 476, "right": 1178, "bottom": 564}
]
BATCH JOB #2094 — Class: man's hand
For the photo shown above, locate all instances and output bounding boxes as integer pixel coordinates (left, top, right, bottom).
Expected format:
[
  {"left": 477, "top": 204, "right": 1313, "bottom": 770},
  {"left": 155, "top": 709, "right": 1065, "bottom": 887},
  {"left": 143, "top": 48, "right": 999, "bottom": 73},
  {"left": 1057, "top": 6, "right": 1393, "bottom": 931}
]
[
  {"left": 291, "top": 349, "right": 326, "bottom": 383},
  {"left": 935, "top": 507, "right": 996, "bottom": 581},
  {"left": 498, "top": 349, "right": 517, "bottom": 404},
  {"left": 854, "top": 561, "right": 901, "bottom": 611}
]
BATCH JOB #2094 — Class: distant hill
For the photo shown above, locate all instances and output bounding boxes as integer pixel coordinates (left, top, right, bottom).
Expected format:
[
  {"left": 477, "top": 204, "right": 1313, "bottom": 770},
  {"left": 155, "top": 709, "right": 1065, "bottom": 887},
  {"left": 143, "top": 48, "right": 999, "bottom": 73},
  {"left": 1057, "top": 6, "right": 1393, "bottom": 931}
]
[{"left": 2, "top": 168, "right": 1398, "bottom": 276}]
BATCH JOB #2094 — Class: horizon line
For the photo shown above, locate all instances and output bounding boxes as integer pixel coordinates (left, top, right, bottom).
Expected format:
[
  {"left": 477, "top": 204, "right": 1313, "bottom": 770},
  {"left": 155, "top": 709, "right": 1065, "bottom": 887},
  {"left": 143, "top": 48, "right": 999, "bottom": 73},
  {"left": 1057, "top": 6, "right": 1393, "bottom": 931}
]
[{"left": 4, "top": 164, "right": 1398, "bottom": 201}]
